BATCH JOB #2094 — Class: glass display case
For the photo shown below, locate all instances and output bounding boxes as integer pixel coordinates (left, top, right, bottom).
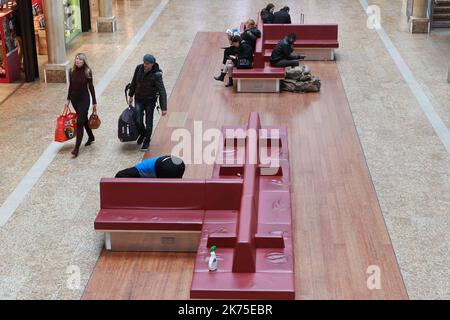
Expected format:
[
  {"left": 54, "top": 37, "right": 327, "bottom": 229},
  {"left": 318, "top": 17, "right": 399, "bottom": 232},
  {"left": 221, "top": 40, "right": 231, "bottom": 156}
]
[
  {"left": 0, "top": 9, "right": 19, "bottom": 82},
  {"left": 63, "top": 0, "right": 82, "bottom": 44}
]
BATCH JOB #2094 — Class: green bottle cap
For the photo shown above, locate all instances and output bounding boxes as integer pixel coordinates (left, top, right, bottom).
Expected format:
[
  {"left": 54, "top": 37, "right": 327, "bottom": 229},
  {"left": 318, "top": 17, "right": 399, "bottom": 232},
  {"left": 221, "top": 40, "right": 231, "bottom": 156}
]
[{"left": 210, "top": 245, "right": 217, "bottom": 252}]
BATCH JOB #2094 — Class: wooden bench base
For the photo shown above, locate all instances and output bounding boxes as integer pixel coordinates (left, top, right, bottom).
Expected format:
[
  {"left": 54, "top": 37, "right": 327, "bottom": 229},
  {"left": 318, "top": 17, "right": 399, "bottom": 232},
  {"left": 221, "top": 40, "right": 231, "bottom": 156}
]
[
  {"left": 102, "top": 230, "right": 201, "bottom": 252},
  {"left": 237, "top": 78, "right": 281, "bottom": 93}
]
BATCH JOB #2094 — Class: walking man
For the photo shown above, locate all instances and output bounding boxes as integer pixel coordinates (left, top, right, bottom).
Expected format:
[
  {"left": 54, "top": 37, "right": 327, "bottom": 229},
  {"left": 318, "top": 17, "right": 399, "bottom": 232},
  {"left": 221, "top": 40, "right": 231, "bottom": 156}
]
[{"left": 128, "top": 54, "right": 168, "bottom": 151}]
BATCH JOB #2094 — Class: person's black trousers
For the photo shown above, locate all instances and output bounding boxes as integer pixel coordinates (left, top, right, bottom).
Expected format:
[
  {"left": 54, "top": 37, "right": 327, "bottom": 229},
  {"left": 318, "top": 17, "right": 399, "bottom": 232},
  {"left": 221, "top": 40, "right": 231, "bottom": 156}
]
[
  {"left": 271, "top": 59, "right": 300, "bottom": 68},
  {"left": 135, "top": 96, "right": 157, "bottom": 143},
  {"left": 222, "top": 46, "right": 239, "bottom": 65},
  {"left": 115, "top": 167, "right": 141, "bottom": 178},
  {"left": 72, "top": 93, "right": 94, "bottom": 149}
]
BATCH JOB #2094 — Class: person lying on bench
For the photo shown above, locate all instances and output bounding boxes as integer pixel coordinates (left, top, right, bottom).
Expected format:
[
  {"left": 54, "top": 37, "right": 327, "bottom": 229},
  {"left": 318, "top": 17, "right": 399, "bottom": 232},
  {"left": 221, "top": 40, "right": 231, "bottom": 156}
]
[
  {"left": 240, "top": 19, "right": 261, "bottom": 52},
  {"left": 214, "top": 36, "right": 253, "bottom": 88},
  {"left": 261, "top": 3, "right": 275, "bottom": 24},
  {"left": 270, "top": 33, "right": 304, "bottom": 68},
  {"left": 115, "top": 155, "right": 185, "bottom": 178},
  {"left": 273, "top": 6, "right": 291, "bottom": 24}
]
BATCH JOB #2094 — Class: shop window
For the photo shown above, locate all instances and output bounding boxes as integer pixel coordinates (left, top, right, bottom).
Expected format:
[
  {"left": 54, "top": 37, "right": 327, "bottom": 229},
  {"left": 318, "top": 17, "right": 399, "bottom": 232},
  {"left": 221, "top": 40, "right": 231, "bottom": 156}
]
[{"left": 63, "top": 0, "right": 82, "bottom": 44}]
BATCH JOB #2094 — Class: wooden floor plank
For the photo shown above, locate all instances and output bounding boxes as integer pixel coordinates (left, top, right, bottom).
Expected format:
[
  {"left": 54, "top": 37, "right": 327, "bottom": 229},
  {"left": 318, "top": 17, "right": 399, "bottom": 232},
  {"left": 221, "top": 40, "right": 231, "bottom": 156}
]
[{"left": 82, "top": 32, "right": 408, "bottom": 300}]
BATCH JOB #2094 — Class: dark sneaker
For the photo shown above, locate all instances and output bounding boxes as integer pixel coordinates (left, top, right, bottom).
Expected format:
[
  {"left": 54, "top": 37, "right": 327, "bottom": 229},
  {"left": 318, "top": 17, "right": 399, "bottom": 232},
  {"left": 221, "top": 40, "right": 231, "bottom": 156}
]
[
  {"left": 137, "top": 135, "right": 145, "bottom": 145},
  {"left": 85, "top": 138, "right": 95, "bottom": 146},
  {"left": 141, "top": 141, "right": 150, "bottom": 152}
]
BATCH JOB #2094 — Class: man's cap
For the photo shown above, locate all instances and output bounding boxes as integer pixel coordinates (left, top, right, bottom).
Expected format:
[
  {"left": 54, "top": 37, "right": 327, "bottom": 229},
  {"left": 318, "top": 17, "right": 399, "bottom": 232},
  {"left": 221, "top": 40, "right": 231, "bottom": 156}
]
[{"left": 143, "top": 54, "right": 156, "bottom": 64}]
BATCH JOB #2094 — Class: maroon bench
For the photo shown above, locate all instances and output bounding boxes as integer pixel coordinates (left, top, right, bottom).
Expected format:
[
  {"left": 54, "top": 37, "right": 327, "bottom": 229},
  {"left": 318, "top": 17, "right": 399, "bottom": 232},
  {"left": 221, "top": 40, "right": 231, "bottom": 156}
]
[
  {"left": 95, "top": 178, "right": 243, "bottom": 251},
  {"left": 232, "top": 15, "right": 285, "bottom": 93},
  {"left": 263, "top": 24, "right": 339, "bottom": 60},
  {"left": 190, "top": 112, "right": 295, "bottom": 299},
  {"left": 232, "top": 15, "right": 339, "bottom": 92},
  {"left": 94, "top": 112, "right": 294, "bottom": 299}
]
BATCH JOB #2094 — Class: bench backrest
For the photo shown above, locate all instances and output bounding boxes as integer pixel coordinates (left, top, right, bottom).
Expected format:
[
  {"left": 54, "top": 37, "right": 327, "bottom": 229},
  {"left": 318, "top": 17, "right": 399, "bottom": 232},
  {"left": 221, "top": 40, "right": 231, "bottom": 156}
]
[
  {"left": 263, "top": 24, "right": 338, "bottom": 42},
  {"left": 232, "top": 112, "right": 261, "bottom": 273},
  {"left": 253, "top": 13, "right": 265, "bottom": 68},
  {"left": 100, "top": 178, "right": 243, "bottom": 211}
]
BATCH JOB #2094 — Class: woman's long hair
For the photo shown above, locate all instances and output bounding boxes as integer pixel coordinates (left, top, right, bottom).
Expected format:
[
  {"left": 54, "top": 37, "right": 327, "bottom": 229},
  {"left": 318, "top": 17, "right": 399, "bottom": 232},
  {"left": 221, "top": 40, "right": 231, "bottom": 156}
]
[
  {"left": 265, "top": 3, "right": 275, "bottom": 11},
  {"left": 72, "top": 53, "right": 92, "bottom": 78}
]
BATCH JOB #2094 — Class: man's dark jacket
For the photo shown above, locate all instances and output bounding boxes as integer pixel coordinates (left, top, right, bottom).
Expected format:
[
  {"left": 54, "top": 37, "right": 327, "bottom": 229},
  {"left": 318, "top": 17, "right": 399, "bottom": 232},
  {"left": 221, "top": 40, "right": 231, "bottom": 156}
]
[
  {"left": 129, "top": 63, "right": 167, "bottom": 110},
  {"left": 270, "top": 37, "right": 297, "bottom": 62},
  {"left": 273, "top": 9, "right": 291, "bottom": 24}
]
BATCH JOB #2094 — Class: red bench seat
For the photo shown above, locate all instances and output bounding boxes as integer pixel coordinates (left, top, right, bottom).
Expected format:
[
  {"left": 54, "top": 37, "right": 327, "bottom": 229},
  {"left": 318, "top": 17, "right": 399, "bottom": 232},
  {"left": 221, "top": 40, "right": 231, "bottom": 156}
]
[
  {"left": 232, "top": 62, "right": 284, "bottom": 79},
  {"left": 94, "top": 208, "right": 205, "bottom": 231}
]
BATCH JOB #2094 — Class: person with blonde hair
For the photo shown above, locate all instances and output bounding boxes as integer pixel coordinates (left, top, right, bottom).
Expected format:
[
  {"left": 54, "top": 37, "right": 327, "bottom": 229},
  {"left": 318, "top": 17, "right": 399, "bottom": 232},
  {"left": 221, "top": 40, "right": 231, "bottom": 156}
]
[
  {"left": 240, "top": 18, "right": 261, "bottom": 52},
  {"left": 65, "top": 53, "right": 97, "bottom": 158}
]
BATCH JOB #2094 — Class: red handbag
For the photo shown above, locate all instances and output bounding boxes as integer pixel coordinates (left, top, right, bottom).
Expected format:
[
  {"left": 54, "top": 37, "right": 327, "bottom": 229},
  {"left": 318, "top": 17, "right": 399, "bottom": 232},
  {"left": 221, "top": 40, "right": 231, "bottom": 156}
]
[{"left": 54, "top": 105, "right": 78, "bottom": 142}]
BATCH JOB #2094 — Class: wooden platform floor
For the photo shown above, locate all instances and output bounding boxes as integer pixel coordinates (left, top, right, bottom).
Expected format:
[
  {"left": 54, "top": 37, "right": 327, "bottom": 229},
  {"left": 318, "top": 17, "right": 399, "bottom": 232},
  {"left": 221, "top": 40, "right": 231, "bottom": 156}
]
[{"left": 82, "top": 32, "right": 408, "bottom": 300}]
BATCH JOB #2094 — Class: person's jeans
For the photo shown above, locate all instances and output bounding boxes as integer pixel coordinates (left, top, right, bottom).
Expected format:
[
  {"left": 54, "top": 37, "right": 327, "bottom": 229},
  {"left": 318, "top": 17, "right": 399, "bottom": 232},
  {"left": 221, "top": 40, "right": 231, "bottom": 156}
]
[
  {"left": 135, "top": 96, "right": 157, "bottom": 142},
  {"left": 225, "top": 59, "right": 235, "bottom": 77},
  {"left": 271, "top": 59, "right": 300, "bottom": 68}
]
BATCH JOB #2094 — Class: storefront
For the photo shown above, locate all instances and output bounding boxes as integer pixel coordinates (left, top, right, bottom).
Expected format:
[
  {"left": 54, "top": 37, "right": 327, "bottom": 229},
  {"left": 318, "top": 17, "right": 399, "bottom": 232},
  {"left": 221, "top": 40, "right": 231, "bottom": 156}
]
[
  {"left": 0, "top": 1, "right": 21, "bottom": 82},
  {"left": 34, "top": 0, "right": 91, "bottom": 54},
  {"left": 63, "top": 0, "right": 82, "bottom": 44},
  {"left": 0, "top": 0, "right": 92, "bottom": 83}
]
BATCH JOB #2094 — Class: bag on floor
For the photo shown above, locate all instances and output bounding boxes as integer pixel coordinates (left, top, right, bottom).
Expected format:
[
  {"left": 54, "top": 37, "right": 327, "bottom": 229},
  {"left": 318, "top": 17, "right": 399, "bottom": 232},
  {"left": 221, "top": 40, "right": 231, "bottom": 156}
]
[
  {"left": 280, "top": 77, "right": 321, "bottom": 93},
  {"left": 285, "top": 65, "right": 311, "bottom": 81},
  {"left": 88, "top": 106, "right": 101, "bottom": 129},
  {"left": 118, "top": 83, "right": 139, "bottom": 142},
  {"left": 118, "top": 105, "right": 139, "bottom": 142},
  {"left": 54, "top": 105, "right": 77, "bottom": 142}
]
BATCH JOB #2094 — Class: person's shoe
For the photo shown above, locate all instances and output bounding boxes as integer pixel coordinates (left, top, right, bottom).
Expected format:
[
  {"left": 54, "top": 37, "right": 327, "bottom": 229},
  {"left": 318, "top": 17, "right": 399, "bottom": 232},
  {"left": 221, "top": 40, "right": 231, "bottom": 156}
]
[
  {"left": 141, "top": 140, "right": 150, "bottom": 152},
  {"left": 137, "top": 135, "right": 145, "bottom": 145},
  {"left": 85, "top": 137, "right": 95, "bottom": 146},
  {"left": 214, "top": 72, "right": 226, "bottom": 82},
  {"left": 71, "top": 147, "right": 79, "bottom": 158},
  {"left": 225, "top": 77, "right": 234, "bottom": 87}
]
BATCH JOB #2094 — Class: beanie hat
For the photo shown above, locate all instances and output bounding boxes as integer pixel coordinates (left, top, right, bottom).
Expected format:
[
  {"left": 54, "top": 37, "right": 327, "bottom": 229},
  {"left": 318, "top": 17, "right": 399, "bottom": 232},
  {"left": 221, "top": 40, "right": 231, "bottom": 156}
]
[{"left": 143, "top": 54, "right": 156, "bottom": 64}]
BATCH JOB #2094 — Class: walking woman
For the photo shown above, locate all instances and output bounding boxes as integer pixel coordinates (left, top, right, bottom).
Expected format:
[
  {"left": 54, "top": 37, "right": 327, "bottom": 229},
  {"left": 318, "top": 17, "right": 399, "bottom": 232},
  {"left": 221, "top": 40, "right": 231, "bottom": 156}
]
[{"left": 65, "top": 53, "right": 97, "bottom": 158}]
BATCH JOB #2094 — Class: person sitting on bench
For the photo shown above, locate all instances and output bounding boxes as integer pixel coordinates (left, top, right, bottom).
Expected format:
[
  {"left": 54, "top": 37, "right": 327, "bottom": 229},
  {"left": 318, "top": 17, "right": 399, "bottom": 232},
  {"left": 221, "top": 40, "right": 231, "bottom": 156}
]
[
  {"left": 214, "top": 36, "right": 253, "bottom": 88},
  {"left": 240, "top": 19, "right": 261, "bottom": 52},
  {"left": 270, "top": 33, "right": 303, "bottom": 68},
  {"left": 261, "top": 3, "right": 275, "bottom": 24},
  {"left": 273, "top": 6, "right": 291, "bottom": 24},
  {"left": 115, "top": 155, "right": 185, "bottom": 178}
]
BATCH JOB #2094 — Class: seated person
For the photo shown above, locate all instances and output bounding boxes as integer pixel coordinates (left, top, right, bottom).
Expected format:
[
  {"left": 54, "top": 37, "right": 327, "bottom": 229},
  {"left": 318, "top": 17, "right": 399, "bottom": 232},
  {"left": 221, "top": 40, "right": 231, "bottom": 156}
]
[
  {"left": 214, "top": 36, "right": 253, "bottom": 88},
  {"left": 261, "top": 3, "right": 275, "bottom": 24},
  {"left": 270, "top": 33, "right": 304, "bottom": 68},
  {"left": 273, "top": 6, "right": 291, "bottom": 24},
  {"left": 115, "top": 155, "right": 185, "bottom": 178},
  {"left": 240, "top": 19, "right": 261, "bottom": 52}
]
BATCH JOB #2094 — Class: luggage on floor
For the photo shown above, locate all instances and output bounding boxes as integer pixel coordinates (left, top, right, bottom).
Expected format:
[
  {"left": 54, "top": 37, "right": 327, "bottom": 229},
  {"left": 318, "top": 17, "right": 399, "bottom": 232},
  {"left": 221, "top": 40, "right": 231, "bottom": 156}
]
[
  {"left": 118, "top": 83, "right": 139, "bottom": 142},
  {"left": 282, "top": 64, "right": 321, "bottom": 93},
  {"left": 281, "top": 77, "right": 321, "bottom": 93},
  {"left": 55, "top": 105, "right": 77, "bottom": 142}
]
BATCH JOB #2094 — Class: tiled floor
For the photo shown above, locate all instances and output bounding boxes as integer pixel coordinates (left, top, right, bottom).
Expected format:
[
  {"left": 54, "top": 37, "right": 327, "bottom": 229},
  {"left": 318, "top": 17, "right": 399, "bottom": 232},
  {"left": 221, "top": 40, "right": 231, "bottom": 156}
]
[{"left": 0, "top": 0, "right": 448, "bottom": 299}]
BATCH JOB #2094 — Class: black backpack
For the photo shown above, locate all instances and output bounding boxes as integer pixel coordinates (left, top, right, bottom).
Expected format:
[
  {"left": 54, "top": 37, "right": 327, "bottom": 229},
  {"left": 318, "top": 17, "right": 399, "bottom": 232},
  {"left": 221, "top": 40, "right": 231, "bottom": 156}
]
[{"left": 118, "top": 84, "right": 139, "bottom": 142}]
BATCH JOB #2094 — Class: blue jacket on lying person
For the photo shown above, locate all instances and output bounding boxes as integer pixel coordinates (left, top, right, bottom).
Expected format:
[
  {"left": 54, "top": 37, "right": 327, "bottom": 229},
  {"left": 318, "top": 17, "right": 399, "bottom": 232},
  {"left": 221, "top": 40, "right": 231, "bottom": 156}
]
[{"left": 115, "top": 155, "right": 185, "bottom": 178}]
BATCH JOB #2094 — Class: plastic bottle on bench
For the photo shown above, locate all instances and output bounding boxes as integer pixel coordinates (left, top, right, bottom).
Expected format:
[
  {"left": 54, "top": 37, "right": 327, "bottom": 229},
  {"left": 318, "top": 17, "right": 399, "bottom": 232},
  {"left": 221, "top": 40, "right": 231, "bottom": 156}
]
[{"left": 208, "top": 245, "right": 218, "bottom": 272}]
